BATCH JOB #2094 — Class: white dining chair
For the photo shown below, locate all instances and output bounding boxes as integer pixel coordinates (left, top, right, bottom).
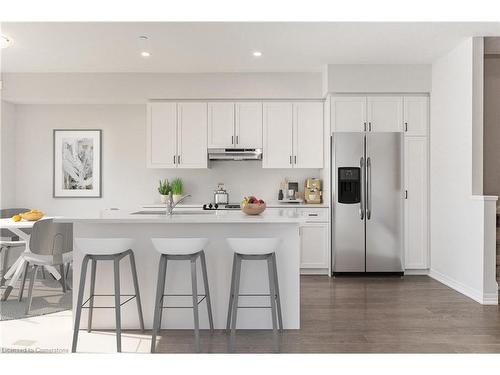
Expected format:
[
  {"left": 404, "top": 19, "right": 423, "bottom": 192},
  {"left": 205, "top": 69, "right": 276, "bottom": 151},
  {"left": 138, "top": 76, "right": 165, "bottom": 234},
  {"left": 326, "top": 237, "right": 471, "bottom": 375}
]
[{"left": 17, "top": 218, "right": 73, "bottom": 314}]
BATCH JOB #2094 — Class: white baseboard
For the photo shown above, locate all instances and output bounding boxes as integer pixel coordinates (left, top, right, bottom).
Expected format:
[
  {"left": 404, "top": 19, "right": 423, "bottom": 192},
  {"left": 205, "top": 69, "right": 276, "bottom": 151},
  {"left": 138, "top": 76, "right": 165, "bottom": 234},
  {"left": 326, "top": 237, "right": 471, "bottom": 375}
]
[
  {"left": 300, "top": 268, "right": 329, "bottom": 275},
  {"left": 404, "top": 269, "right": 429, "bottom": 275},
  {"left": 429, "top": 269, "right": 499, "bottom": 305}
]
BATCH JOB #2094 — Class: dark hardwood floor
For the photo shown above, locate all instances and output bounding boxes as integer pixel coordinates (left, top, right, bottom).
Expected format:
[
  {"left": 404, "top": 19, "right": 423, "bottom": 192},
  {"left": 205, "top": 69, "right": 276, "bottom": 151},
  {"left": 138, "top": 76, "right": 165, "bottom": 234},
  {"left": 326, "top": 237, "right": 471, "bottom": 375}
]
[{"left": 151, "top": 275, "right": 500, "bottom": 353}]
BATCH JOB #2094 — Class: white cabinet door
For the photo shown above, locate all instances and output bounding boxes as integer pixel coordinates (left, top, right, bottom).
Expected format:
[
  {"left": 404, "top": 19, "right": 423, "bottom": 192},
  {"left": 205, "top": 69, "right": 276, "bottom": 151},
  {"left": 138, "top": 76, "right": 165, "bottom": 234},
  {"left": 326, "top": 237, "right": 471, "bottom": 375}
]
[
  {"left": 208, "top": 102, "right": 235, "bottom": 148},
  {"left": 404, "top": 137, "right": 428, "bottom": 269},
  {"left": 331, "top": 96, "right": 366, "bottom": 132},
  {"left": 147, "top": 102, "right": 177, "bottom": 168},
  {"left": 300, "top": 223, "right": 329, "bottom": 270},
  {"left": 293, "top": 102, "right": 324, "bottom": 168},
  {"left": 235, "top": 102, "right": 262, "bottom": 148},
  {"left": 177, "top": 102, "right": 208, "bottom": 169},
  {"left": 263, "top": 102, "right": 293, "bottom": 168},
  {"left": 367, "top": 96, "right": 403, "bottom": 132},
  {"left": 404, "top": 96, "right": 429, "bottom": 136}
]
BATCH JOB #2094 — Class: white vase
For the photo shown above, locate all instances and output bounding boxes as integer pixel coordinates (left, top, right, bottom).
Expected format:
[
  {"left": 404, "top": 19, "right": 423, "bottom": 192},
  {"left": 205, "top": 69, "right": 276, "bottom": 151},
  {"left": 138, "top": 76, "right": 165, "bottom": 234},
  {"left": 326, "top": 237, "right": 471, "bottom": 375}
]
[
  {"left": 173, "top": 194, "right": 182, "bottom": 204},
  {"left": 160, "top": 194, "right": 169, "bottom": 204}
]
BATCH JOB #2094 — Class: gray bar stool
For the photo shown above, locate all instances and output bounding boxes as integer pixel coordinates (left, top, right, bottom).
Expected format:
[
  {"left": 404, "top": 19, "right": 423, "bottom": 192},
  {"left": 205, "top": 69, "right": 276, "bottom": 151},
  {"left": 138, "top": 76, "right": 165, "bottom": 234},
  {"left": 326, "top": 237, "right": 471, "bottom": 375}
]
[
  {"left": 72, "top": 238, "right": 145, "bottom": 353},
  {"left": 150, "top": 238, "right": 214, "bottom": 353},
  {"left": 226, "top": 238, "right": 283, "bottom": 335}
]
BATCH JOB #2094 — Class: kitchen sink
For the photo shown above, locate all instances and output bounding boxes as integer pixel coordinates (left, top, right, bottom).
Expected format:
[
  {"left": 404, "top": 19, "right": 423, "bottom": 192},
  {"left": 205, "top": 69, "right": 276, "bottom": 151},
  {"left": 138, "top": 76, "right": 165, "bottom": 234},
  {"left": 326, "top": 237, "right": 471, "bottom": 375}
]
[{"left": 131, "top": 210, "right": 215, "bottom": 215}]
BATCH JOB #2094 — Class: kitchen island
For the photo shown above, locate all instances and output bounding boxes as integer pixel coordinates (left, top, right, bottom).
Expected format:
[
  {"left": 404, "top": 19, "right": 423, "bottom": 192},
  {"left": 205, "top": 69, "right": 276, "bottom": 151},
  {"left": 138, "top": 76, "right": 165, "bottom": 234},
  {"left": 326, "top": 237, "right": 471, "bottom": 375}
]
[{"left": 56, "top": 209, "right": 305, "bottom": 330}]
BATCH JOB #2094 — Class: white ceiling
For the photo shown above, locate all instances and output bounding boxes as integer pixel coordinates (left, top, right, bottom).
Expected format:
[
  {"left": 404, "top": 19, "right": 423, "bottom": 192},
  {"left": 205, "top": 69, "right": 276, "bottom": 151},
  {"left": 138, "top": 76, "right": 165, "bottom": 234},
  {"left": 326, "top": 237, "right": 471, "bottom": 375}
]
[{"left": 1, "top": 22, "right": 499, "bottom": 73}]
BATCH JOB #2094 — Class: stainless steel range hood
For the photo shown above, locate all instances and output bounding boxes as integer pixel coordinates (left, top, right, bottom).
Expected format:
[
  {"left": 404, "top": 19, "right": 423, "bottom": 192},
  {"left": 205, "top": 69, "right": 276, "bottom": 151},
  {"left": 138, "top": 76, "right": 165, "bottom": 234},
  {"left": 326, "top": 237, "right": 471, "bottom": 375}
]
[{"left": 208, "top": 148, "right": 262, "bottom": 161}]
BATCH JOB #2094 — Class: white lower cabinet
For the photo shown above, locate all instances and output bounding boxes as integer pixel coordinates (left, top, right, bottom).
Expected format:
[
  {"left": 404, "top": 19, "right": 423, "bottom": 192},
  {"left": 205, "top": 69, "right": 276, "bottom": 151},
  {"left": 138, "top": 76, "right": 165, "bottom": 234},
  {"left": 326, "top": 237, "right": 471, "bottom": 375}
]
[
  {"left": 299, "top": 223, "right": 330, "bottom": 273},
  {"left": 404, "top": 136, "right": 429, "bottom": 269}
]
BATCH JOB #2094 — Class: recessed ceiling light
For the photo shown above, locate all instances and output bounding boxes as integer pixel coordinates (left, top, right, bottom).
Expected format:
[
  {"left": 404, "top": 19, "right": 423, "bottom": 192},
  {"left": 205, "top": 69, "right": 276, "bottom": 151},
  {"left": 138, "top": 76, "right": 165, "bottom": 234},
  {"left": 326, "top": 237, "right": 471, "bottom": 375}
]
[
  {"left": 1, "top": 35, "right": 13, "bottom": 49},
  {"left": 141, "top": 51, "right": 151, "bottom": 58},
  {"left": 139, "top": 35, "right": 149, "bottom": 41},
  {"left": 252, "top": 51, "right": 262, "bottom": 57}
]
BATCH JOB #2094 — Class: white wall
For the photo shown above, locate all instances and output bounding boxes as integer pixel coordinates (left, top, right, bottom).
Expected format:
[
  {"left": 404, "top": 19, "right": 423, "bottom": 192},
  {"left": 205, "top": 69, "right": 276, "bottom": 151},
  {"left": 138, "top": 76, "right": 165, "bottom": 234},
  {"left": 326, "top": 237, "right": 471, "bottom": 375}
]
[
  {"left": 12, "top": 104, "right": 319, "bottom": 216},
  {"left": 484, "top": 53, "right": 500, "bottom": 197},
  {"left": 430, "top": 37, "right": 497, "bottom": 304},
  {"left": 1, "top": 101, "right": 17, "bottom": 208},
  {"left": 1, "top": 72, "right": 323, "bottom": 104},
  {"left": 325, "top": 64, "right": 431, "bottom": 93}
]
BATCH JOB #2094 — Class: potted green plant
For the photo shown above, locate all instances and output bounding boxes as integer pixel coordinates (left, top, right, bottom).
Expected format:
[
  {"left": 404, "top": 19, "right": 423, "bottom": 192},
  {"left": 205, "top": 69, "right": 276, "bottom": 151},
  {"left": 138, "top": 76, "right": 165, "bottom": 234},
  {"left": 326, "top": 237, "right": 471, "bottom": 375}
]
[
  {"left": 158, "top": 179, "right": 171, "bottom": 204},
  {"left": 171, "top": 178, "right": 183, "bottom": 204}
]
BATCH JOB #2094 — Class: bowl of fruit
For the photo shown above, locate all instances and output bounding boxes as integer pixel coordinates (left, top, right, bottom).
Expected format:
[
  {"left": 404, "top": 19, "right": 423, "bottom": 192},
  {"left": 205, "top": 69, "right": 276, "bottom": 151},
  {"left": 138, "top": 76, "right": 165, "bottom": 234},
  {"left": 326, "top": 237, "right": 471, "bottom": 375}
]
[
  {"left": 241, "top": 196, "right": 266, "bottom": 215},
  {"left": 18, "top": 209, "right": 44, "bottom": 222}
]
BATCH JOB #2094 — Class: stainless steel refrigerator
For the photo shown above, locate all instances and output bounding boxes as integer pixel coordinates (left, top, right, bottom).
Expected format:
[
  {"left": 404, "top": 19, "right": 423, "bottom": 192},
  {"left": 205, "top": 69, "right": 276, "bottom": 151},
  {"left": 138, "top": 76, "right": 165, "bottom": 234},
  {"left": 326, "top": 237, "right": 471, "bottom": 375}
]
[{"left": 332, "top": 133, "right": 403, "bottom": 274}]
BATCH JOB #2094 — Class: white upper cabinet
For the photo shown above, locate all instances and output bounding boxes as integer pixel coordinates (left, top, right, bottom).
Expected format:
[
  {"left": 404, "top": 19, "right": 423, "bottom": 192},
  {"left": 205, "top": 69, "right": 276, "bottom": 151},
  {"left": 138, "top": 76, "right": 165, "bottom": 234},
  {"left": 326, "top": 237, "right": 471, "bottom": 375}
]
[
  {"left": 263, "top": 101, "right": 324, "bottom": 169},
  {"left": 332, "top": 96, "right": 367, "bottom": 132},
  {"left": 147, "top": 103, "right": 177, "bottom": 168},
  {"left": 293, "top": 102, "right": 324, "bottom": 168},
  {"left": 235, "top": 102, "right": 262, "bottom": 148},
  {"left": 404, "top": 136, "right": 428, "bottom": 269},
  {"left": 367, "top": 96, "right": 403, "bottom": 132},
  {"left": 208, "top": 102, "right": 235, "bottom": 148},
  {"left": 403, "top": 96, "right": 429, "bottom": 136},
  {"left": 208, "top": 102, "right": 263, "bottom": 149},
  {"left": 263, "top": 102, "right": 294, "bottom": 168},
  {"left": 177, "top": 102, "right": 208, "bottom": 168}
]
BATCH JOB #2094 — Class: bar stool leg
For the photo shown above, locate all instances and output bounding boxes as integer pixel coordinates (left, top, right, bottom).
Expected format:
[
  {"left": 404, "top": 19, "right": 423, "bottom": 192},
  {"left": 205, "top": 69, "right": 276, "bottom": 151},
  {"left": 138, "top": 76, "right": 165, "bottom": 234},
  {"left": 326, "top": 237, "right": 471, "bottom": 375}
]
[
  {"left": 113, "top": 258, "right": 122, "bottom": 353},
  {"left": 128, "top": 251, "right": 145, "bottom": 332},
  {"left": 230, "top": 254, "right": 242, "bottom": 335},
  {"left": 151, "top": 255, "right": 167, "bottom": 353},
  {"left": 87, "top": 258, "right": 97, "bottom": 333},
  {"left": 72, "top": 255, "right": 90, "bottom": 353},
  {"left": 200, "top": 251, "right": 214, "bottom": 333},
  {"left": 190, "top": 256, "right": 200, "bottom": 352},
  {"left": 226, "top": 253, "right": 237, "bottom": 333},
  {"left": 18, "top": 261, "right": 30, "bottom": 301},
  {"left": 272, "top": 253, "right": 283, "bottom": 332},
  {"left": 266, "top": 256, "right": 278, "bottom": 334}
]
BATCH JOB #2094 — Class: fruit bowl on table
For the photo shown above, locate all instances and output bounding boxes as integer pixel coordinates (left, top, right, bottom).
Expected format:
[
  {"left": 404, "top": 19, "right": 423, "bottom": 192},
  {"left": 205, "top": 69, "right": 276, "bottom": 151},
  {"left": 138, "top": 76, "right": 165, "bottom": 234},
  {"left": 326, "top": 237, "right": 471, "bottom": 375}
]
[
  {"left": 241, "top": 203, "right": 266, "bottom": 215},
  {"left": 19, "top": 211, "right": 44, "bottom": 221}
]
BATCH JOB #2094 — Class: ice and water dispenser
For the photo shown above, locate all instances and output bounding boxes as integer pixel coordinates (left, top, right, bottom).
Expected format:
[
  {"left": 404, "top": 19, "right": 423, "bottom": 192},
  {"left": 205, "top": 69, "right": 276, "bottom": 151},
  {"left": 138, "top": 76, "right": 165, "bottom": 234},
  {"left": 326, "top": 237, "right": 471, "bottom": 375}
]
[{"left": 338, "top": 167, "right": 361, "bottom": 204}]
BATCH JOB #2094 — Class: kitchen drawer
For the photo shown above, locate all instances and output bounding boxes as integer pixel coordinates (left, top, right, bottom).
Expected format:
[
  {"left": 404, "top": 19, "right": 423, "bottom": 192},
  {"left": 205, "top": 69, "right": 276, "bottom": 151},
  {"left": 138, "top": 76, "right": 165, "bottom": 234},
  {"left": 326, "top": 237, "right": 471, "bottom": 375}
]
[
  {"left": 297, "top": 208, "right": 329, "bottom": 222},
  {"left": 268, "top": 207, "right": 329, "bottom": 222}
]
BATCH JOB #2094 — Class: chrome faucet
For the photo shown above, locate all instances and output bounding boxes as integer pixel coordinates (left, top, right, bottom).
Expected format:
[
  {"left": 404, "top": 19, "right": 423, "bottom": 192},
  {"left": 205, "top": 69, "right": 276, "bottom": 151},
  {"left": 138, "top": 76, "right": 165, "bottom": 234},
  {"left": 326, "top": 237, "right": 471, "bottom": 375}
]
[{"left": 166, "top": 192, "right": 192, "bottom": 215}]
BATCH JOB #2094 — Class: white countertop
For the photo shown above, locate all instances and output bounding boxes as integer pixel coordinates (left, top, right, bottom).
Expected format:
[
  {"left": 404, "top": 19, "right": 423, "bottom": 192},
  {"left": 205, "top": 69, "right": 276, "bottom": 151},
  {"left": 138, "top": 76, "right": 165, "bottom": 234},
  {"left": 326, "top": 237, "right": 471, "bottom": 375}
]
[
  {"left": 54, "top": 209, "right": 308, "bottom": 224},
  {"left": 142, "top": 202, "right": 329, "bottom": 209}
]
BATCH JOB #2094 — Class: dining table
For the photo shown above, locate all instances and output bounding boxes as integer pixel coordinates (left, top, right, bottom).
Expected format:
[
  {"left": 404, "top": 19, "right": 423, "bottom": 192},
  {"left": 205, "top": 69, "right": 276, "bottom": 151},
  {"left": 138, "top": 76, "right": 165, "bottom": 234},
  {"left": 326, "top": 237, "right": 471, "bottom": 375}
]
[{"left": 0, "top": 217, "right": 62, "bottom": 301}]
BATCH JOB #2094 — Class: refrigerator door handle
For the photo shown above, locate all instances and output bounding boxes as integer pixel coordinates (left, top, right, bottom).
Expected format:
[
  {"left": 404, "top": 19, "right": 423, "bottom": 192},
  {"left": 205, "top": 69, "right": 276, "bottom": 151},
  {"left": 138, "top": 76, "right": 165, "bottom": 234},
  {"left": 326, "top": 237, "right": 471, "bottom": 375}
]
[
  {"left": 367, "top": 157, "right": 372, "bottom": 220},
  {"left": 359, "top": 156, "right": 365, "bottom": 220}
]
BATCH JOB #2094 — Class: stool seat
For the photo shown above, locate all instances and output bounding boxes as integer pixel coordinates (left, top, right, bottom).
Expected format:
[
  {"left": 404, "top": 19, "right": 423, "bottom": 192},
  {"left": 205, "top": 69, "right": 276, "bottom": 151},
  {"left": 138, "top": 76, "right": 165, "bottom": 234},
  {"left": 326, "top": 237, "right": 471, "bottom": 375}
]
[
  {"left": 151, "top": 238, "right": 209, "bottom": 255},
  {"left": 75, "top": 238, "right": 134, "bottom": 255},
  {"left": 226, "top": 237, "right": 280, "bottom": 255}
]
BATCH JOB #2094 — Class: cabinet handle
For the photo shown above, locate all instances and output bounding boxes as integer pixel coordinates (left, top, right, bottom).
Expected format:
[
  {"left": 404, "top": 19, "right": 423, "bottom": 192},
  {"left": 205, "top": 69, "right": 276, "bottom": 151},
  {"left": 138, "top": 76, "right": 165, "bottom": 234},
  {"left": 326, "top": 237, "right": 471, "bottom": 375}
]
[
  {"left": 369, "top": 122, "right": 372, "bottom": 132},
  {"left": 232, "top": 135, "right": 234, "bottom": 145},
  {"left": 405, "top": 190, "right": 408, "bottom": 199},
  {"left": 405, "top": 122, "right": 408, "bottom": 132},
  {"left": 236, "top": 135, "right": 239, "bottom": 144},
  {"left": 294, "top": 155, "right": 297, "bottom": 164},
  {"left": 178, "top": 155, "right": 181, "bottom": 164},
  {"left": 290, "top": 155, "right": 292, "bottom": 165},
  {"left": 173, "top": 155, "right": 176, "bottom": 164},
  {"left": 364, "top": 122, "right": 367, "bottom": 132}
]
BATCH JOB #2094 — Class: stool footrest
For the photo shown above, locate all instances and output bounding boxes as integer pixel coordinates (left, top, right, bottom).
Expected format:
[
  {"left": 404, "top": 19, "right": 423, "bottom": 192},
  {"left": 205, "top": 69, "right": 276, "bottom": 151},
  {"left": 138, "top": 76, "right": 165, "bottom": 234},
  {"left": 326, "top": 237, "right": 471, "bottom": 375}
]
[
  {"left": 81, "top": 294, "right": 137, "bottom": 309},
  {"left": 161, "top": 294, "right": 207, "bottom": 308},
  {"left": 237, "top": 305, "right": 272, "bottom": 309}
]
